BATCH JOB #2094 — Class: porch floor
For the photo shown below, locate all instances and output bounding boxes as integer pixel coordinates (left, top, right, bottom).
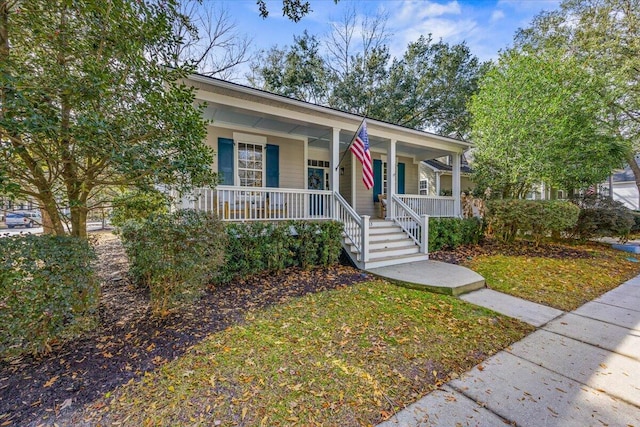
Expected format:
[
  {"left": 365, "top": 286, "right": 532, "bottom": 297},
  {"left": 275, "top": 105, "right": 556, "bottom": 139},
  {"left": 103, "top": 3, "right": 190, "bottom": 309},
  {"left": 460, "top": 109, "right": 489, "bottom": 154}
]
[{"left": 366, "top": 260, "right": 485, "bottom": 296}]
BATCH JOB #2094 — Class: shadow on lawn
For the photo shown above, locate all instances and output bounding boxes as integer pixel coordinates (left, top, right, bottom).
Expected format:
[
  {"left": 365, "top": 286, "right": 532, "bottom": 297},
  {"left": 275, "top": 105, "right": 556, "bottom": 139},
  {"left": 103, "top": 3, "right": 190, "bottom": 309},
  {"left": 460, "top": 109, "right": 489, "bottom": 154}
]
[{"left": 0, "top": 234, "right": 369, "bottom": 427}]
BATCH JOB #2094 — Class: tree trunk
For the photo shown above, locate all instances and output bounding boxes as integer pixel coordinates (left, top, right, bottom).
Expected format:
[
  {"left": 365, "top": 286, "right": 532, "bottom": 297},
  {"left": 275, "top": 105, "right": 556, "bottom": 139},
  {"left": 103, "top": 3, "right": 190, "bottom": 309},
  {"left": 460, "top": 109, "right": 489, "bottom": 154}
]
[
  {"left": 69, "top": 206, "right": 88, "bottom": 238},
  {"left": 625, "top": 153, "right": 640, "bottom": 210},
  {"left": 40, "top": 195, "right": 65, "bottom": 235}
]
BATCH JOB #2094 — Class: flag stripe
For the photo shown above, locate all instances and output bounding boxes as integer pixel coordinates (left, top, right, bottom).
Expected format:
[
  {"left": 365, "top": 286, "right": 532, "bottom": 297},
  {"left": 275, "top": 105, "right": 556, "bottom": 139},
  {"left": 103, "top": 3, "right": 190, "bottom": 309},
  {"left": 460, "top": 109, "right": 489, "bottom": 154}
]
[{"left": 350, "top": 120, "right": 374, "bottom": 190}]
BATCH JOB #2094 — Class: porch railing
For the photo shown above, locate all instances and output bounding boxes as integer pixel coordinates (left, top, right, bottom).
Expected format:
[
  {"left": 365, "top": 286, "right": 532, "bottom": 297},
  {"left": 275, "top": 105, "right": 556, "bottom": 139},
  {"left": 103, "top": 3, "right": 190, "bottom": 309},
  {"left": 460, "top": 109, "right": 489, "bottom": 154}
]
[
  {"left": 390, "top": 194, "right": 428, "bottom": 254},
  {"left": 184, "top": 186, "right": 334, "bottom": 221},
  {"left": 334, "top": 192, "right": 365, "bottom": 259},
  {"left": 397, "top": 195, "right": 457, "bottom": 217}
]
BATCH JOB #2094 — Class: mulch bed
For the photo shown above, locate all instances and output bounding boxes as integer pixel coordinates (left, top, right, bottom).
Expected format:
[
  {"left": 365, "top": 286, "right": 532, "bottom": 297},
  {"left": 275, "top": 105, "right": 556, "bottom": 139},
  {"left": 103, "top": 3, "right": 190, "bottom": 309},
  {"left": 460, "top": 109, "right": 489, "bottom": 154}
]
[
  {"left": 429, "top": 239, "right": 598, "bottom": 265},
  {"left": 0, "top": 232, "right": 370, "bottom": 427}
]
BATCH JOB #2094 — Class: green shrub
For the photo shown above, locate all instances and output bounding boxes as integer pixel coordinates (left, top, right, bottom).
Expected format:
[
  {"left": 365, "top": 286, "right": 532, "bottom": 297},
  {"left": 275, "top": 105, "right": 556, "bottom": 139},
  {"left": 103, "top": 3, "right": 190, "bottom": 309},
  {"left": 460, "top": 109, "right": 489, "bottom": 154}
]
[
  {"left": 486, "top": 199, "right": 579, "bottom": 245},
  {"left": 569, "top": 194, "right": 634, "bottom": 241},
  {"left": 0, "top": 235, "right": 98, "bottom": 359},
  {"left": 110, "top": 188, "right": 169, "bottom": 227},
  {"left": 118, "top": 210, "right": 226, "bottom": 316},
  {"left": 631, "top": 211, "right": 640, "bottom": 234},
  {"left": 428, "top": 217, "right": 484, "bottom": 252},
  {"left": 218, "top": 220, "right": 343, "bottom": 283}
]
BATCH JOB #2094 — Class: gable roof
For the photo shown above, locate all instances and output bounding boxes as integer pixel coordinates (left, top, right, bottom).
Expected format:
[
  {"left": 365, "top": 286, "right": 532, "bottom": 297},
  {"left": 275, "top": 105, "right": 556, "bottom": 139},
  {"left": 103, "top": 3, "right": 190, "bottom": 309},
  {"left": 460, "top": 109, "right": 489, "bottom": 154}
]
[
  {"left": 188, "top": 73, "right": 472, "bottom": 153},
  {"left": 613, "top": 167, "right": 636, "bottom": 183},
  {"left": 612, "top": 155, "right": 640, "bottom": 183},
  {"left": 423, "top": 158, "right": 473, "bottom": 174}
]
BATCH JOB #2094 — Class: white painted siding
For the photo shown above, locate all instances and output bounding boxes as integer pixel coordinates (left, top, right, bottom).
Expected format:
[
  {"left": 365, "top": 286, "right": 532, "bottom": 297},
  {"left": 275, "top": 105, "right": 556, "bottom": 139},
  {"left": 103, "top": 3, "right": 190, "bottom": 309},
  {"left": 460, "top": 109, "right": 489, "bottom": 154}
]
[
  {"left": 419, "top": 165, "right": 437, "bottom": 195},
  {"left": 339, "top": 151, "right": 353, "bottom": 205},
  {"left": 277, "top": 137, "right": 305, "bottom": 189},
  {"left": 607, "top": 182, "right": 639, "bottom": 210},
  {"left": 440, "top": 175, "right": 475, "bottom": 195},
  {"left": 354, "top": 163, "right": 375, "bottom": 217},
  {"left": 399, "top": 155, "right": 418, "bottom": 195}
]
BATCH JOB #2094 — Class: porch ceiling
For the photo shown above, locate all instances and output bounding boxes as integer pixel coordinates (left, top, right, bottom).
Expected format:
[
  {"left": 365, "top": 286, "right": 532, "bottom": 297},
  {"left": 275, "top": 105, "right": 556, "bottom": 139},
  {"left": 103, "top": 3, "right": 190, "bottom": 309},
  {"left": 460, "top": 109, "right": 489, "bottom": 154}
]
[{"left": 203, "top": 104, "right": 456, "bottom": 161}]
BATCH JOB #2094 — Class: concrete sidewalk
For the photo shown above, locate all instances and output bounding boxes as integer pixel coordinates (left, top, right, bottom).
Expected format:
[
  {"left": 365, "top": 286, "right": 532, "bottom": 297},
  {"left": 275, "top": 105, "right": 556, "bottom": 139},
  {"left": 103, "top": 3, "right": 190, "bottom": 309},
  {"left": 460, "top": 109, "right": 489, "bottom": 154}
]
[{"left": 379, "top": 276, "right": 640, "bottom": 427}]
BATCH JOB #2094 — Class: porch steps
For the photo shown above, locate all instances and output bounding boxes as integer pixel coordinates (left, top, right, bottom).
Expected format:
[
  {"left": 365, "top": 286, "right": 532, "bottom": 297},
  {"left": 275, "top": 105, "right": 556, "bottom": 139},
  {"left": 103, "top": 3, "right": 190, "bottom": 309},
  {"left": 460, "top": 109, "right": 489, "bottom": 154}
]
[{"left": 343, "top": 219, "right": 428, "bottom": 269}]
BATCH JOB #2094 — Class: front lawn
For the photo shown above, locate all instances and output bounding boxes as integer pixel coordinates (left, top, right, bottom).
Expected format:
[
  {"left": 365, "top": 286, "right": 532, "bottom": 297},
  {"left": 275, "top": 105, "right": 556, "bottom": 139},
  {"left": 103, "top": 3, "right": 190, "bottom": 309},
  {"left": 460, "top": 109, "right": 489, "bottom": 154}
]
[
  {"left": 77, "top": 280, "right": 532, "bottom": 426},
  {"left": 462, "top": 241, "right": 640, "bottom": 311}
]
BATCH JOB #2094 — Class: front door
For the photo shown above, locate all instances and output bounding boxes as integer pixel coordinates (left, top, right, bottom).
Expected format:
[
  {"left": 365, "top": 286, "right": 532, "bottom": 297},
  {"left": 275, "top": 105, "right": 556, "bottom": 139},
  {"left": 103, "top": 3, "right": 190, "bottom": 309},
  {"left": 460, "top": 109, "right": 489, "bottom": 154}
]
[{"left": 308, "top": 167, "right": 326, "bottom": 216}]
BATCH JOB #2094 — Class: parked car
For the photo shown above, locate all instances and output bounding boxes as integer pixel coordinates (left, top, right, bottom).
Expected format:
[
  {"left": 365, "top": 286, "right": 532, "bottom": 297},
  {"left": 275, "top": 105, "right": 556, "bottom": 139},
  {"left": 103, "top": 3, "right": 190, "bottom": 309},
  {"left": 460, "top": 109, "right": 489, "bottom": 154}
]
[{"left": 5, "top": 211, "right": 41, "bottom": 228}]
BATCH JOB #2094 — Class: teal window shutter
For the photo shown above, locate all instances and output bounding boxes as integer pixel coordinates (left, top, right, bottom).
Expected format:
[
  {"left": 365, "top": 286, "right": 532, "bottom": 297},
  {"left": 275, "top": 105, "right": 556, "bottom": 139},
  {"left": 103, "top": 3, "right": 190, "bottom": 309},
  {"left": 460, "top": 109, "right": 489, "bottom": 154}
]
[
  {"left": 218, "top": 138, "right": 234, "bottom": 185},
  {"left": 397, "top": 163, "right": 405, "bottom": 194},
  {"left": 266, "top": 144, "right": 279, "bottom": 187},
  {"left": 373, "top": 159, "right": 382, "bottom": 202}
]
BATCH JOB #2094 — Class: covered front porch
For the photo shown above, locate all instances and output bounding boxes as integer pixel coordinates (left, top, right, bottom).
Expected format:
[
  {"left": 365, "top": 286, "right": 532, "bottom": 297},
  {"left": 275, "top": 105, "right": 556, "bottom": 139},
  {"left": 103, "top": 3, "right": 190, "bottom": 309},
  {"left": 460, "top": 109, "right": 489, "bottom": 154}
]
[
  {"left": 184, "top": 186, "right": 459, "bottom": 221},
  {"left": 179, "top": 74, "right": 471, "bottom": 268}
]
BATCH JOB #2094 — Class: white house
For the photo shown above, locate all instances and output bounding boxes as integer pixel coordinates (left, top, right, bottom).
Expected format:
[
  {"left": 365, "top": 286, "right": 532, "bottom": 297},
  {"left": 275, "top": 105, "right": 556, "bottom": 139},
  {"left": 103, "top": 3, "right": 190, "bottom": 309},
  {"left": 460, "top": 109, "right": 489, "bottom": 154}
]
[
  {"left": 178, "top": 74, "right": 471, "bottom": 269},
  {"left": 601, "top": 166, "right": 639, "bottom": 210}
]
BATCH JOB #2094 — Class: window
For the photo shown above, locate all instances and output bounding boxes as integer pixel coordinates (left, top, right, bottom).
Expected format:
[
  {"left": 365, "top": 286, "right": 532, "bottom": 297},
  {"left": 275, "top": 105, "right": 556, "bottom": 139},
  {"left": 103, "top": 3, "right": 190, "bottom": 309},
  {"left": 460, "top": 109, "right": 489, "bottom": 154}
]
[
  {"left": 238, "top": 143, "right": 263, "bottom": 187},
  {"left": 419, "top": 179, "right": 429, "bottom": 195}
]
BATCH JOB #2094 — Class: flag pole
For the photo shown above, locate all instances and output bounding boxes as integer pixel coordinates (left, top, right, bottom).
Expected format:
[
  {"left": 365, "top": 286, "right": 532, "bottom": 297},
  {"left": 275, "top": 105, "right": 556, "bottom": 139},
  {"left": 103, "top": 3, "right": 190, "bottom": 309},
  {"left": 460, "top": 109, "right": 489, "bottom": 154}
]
[{"left": 335, "top": 116, "right": 367, "bottom": 171}]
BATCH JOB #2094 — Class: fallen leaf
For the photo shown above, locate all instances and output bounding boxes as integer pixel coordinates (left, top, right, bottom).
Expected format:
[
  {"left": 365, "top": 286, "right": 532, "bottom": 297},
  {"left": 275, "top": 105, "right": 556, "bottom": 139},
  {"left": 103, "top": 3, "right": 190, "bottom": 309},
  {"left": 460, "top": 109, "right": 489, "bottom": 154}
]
[
  {"left": 59, "top": 398, "right": 73, "bottom": 411},
  {"left": 43, "top": 375, "right": 59, "bottom": 388}
]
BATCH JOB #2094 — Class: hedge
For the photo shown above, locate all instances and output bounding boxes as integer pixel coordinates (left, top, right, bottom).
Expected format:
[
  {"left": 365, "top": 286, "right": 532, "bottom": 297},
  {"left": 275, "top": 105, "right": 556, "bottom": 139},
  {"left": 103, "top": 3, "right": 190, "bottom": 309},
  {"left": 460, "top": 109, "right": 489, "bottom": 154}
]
[
  {"left": 118, "top": 210, "right": 227, "bottom": 316},
  {"left": 428, "top": 217, "right": 483, "bottom": 252},
  {"left": 217, "top": 220, "right": 343, "bottom": 284},
  {"left": 0, "top": 235, "right": 98, "bottom": 359},
  {"left": 568, "top": 194, "right": 634, "bottom": 241},
  {"left": 486, "top": 199, "right": 580, "bottom": 245}
]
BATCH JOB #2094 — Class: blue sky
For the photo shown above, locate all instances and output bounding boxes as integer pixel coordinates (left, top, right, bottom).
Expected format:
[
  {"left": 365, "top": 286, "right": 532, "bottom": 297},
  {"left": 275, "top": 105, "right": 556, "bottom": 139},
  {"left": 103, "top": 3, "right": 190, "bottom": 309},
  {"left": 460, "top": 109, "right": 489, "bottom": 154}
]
[{"left": 220, "top": 0, "right": 561, "bottom": 72}]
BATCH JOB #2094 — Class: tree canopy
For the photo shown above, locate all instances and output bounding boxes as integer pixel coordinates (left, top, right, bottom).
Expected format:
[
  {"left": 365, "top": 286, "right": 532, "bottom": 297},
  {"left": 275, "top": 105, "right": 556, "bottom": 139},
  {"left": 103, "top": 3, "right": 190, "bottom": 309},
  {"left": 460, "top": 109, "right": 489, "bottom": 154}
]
[
  {"left": 470, "top": 48, "right": 627, "bottom": 198},
  {"left": 248, "top": 12, "right": 485, "bottom": 138},
  {"left": 504, "top": 0, "right": 639, "bottom": 201},
  {"left": 257, "top": 0, "right": 339, "bottom": 22},
  {"left": 0, "top": 0, "right": 215, "bottom": 237}
]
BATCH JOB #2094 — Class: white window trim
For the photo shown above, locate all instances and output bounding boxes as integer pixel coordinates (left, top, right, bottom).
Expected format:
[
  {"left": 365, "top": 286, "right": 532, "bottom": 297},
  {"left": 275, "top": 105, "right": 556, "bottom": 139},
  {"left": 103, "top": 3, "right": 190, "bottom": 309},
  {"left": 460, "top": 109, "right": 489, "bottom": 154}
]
[
  {"left": 419, "top": 178, "right": 429, "bottom": 195},
  {"left": 233, "top": 133, "right": 267, "bottom": 187}
]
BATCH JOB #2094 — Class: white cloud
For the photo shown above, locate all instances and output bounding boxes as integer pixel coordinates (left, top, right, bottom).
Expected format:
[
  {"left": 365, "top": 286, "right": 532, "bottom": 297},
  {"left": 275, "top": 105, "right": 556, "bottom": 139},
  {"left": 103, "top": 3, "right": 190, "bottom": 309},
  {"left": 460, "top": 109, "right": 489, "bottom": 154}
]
[
  {"left": 384, "top": 1, "right": 478, "bottom": 59},
  {"left": 393, "top": 1, "right": 462, "bottom": 23},
  {"left": 491, "top": 9, "right": 505, "bottom": 22}
]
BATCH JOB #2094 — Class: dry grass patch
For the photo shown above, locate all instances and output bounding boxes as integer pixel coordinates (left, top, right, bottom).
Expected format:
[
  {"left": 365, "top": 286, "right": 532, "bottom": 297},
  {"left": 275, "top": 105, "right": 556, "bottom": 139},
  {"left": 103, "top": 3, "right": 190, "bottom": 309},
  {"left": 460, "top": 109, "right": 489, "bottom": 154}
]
[
  {"left": 82, "top": 280, "right": 532, "bottom": 426},
  {"left": 466, "top": 243, "right": 640, "bottom": 311}
]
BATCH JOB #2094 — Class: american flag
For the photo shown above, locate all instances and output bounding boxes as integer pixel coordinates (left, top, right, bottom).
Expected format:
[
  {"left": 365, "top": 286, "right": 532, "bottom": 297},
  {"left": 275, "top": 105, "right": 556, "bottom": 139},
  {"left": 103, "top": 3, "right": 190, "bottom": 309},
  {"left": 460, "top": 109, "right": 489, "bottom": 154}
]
[{"left": 350, "top": 120, "right": 374, "bottom": 190}]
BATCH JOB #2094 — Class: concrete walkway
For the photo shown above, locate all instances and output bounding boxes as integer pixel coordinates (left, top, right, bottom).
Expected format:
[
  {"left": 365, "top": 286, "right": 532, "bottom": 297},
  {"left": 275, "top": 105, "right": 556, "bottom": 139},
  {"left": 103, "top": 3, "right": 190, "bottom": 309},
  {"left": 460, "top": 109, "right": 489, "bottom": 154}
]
[
  {"left": 367, "top": 260, "right": 485, "bottom": 296},
  {"left": 461, "top": 289, "right": 564, "bottom": 327},
  {"left": 379, "top": 275, "right": 640, "bottom": 427}
]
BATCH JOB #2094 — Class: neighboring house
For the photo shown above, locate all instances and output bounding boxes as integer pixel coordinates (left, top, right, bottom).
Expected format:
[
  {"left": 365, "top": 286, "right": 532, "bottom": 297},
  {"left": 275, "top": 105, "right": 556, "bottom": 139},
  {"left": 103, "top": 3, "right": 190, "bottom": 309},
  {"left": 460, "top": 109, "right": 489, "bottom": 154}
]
[
  {"left": 179, "top": 74, "right": 471, "bottom": 269},
  {"left": 420, "top": 155, "right": 474, "bottom": 196},
  {"left": 601, "top": 165, "right": 639, "bottom": 210}
]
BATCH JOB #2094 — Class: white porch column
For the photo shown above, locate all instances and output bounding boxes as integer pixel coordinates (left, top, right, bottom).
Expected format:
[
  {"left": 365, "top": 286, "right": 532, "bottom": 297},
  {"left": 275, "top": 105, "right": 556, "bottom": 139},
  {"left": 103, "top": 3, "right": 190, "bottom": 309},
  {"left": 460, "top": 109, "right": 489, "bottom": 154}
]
[
  {"left": 330, "top": 127, "right": 340, "bottom": 193},
  {"left": 452, "top": 152, "right": 462, "bottom": 217},
  {"left": 435, "top": 173, "right": 441, "bottom": 196},
  {"left": 387, "top": 139, "right": 397, "bottom": 216}
]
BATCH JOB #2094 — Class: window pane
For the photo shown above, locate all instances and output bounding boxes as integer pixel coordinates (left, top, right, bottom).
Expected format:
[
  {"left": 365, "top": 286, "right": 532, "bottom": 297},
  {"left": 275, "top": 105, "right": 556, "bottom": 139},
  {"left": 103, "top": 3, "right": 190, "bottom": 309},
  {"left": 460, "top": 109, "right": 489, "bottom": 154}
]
[{"left": 238, "top": 143, "right": 264, "bottom": 187}]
